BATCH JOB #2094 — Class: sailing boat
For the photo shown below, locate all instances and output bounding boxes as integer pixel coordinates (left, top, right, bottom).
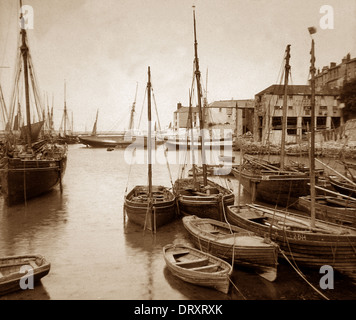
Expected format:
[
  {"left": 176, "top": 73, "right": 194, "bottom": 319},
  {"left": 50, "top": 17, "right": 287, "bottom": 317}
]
[
  {"left": 226, "top": 30, "right": 356, "bottom": 280},
  {"left": 232, "top": 45, "right": 311, "bottom": 208},
  {"left": 124, "top": 67, "right": 176, "bottom": 231},
  {"left": 78, "top": 109, "right": 122, "bottom": 147},
  {"left": 58, "top": 81, "right": 78, "bottom": 144},
  {"left": 173, "top": 7, "right": 235, "bottom": 221},
  {"left": 0, "top": 1, "right": 67, "bottom": 206},
  {"left": 78, "top": 86, "right": 141, "bottom": 148}
]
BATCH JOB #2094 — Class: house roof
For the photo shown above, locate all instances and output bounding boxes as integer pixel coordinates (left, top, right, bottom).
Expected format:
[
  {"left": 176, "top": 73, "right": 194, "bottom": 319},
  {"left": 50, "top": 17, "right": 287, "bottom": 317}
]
[
  {"left": 255, "top": 84, "right": 340, "bottom": 96},
  {"left": 174, "top": 106, "right": 200, "bottom": 114},
  {"left": 208, "top": 99, "right": 254, "bottom": 109}
]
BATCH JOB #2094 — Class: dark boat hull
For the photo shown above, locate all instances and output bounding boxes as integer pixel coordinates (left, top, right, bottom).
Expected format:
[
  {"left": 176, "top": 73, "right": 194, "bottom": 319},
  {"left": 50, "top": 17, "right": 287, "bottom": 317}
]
[
  {"left": 329, "top": 175, "right": 356, "bottom": 198},
  {"left": 78, "top": 135, "right": 130, "bottom": 148},
  {"left": 0, "top": 156, "right": 67, "bottom": 206},
  {"left": 234, "top": 168, "right": 310, "bottom": 208},
  {"left": 298, "top": 195, "right": 356, "bottom": 227},
  {"left": 226, "top": 204, "right": 356, "bottom": 278},
  {"left": 174, "top": 178, "right": 235, "bottom": 221},
  {"left": 124, "top": 185, "right": 176, "bottom": 230}
]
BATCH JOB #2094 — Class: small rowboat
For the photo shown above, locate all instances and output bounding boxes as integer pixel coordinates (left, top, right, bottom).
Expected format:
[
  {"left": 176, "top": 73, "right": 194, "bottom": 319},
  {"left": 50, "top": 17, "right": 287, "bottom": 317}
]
[
  {"left": 0, "top": 254, "right": 51, "bottom": 296},
  {"left": 163, "top": 243, "right": 232, "bottom": 294},
  {"left": 182, "top": 215, "right": 279, "bottom": 281}
]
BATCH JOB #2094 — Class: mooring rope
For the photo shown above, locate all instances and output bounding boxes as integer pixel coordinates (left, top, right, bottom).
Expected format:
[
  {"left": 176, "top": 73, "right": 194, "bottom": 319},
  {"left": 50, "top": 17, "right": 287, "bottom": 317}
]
[
  {"left": 228, "top": 278, "right": 247, "bottom": 300},
  {"left": 279, "top": 249, "right": 330, "bottom": 300}
]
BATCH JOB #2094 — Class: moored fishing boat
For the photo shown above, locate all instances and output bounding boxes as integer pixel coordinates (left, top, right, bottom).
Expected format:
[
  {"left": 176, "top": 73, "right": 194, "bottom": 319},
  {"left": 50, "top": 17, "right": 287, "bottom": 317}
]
[
  {"left": 174, "top": 177, "right": 234, "bottom": 221},
  {"left": 124, "top": 185, "right": 176, "bottom": 230},
  {"left": 232, "top": 45, "right": 312, "bottom": 208},
  {"left": 0, "top": 1, "right": 67, "bottom": 206},
  {"left": 329, "top": 175, "right": 356, "bottom": 198},
  {"left": 298, "top": 194, "right": 356, "bottom": 227},
  {"left": 182, "top": 215, "right": 279, "bottom": 281},
  {"left": 173, "top": 7, "right": 234, "bottom": 220},
  {"left": 163, "top": 243, "right": 232, "bottom": 294},
  {"left": 124, "top": 67, "right": 176, "bottom": 231},
  {"left": 0, "top": 254, "right": 50, "bottom": 296},
  {"left": 227, "top": 31, "right": 356, "bottom": 280},
  {"left": 226, "top": 203, "right": 356, "bottom": 279}
]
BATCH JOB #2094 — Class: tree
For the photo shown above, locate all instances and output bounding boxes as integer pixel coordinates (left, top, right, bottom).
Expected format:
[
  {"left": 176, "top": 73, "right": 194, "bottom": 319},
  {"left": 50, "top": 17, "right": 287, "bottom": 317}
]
[{"left": 340, "top": 79, "right": 356, "bottom": 121}]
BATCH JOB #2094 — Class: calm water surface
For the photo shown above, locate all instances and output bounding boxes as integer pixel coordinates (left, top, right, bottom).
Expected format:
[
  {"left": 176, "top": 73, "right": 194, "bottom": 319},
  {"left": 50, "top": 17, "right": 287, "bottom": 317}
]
[{"left": 1, "top": 144, "right": 355, "bottom": 300}]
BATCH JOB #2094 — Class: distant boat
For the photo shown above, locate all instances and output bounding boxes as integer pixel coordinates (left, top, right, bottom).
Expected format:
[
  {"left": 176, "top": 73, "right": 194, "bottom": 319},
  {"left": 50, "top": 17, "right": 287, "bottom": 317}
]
[
  {"left": 57, "top": 81, "right": 78, "bottom": 144},
  {"left": 182, "top": 215, "right": 279, "bottom": 281},
  {"left": 163, "top": 243, "right": 232, "bottom": 294},
  {"left": 0, "top": 1, "right": 67, "bottom": 206},
  {"left": 124, "top": 67, "right": 176, "bottom": 231},
  {"left": 78, "top": 109, "right": 130, "bottom": 148},
  {"left": 0, "top": 254, "right": 50, "bottom": 296}
]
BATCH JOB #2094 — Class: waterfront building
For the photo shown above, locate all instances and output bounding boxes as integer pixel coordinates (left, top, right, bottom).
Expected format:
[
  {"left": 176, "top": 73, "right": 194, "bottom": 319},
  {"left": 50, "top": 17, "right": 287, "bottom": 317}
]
[{"left": 253, "top": 84, "right": 343, "bottom": 144}]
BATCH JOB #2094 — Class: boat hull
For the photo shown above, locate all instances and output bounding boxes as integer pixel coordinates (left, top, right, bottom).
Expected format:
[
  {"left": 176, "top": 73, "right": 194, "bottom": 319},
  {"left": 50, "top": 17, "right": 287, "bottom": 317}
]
[
  {"left": 174, "top": 178, "right": 235, "bottom": 221},
  {"left": 226, "top": 204, "right": 356, "bottom": 279},
  {"left": 0, "top": 255, "right": 50, "bottom": 296},
  {"left": 0, "top": 156, "right": 67, "bottom": 206},
  {"left": 234, "top": 168, "right": 310, "bottom": 208},
  {"left": 163, "top": 243, "right": 232, "bottom": 294},
  {"left": 182, "top": 215, "right": 278, "bottom": 280},
  {"left": 329, "top": 176, "right": 356, "bottom": 198},
  {"left": 78, "top": 135, "right": 130, "bottom": 148},
  {"left": 124, "top": 185, "right": 176, "bottom": 230},
  {"left": 298, "top": 195, "right": 356, "bottom": 227}
]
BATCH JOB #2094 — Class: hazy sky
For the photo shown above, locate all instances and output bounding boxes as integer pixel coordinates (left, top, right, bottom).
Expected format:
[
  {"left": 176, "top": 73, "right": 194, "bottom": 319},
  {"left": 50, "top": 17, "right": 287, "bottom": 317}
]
[{"left": 0, "top": 0, "right": 355, "bottom": 132}]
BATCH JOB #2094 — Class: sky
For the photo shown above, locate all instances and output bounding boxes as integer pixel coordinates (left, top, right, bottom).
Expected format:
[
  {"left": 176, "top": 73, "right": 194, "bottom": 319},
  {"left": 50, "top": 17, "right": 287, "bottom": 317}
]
[{"left": 0, "top": 0, "right": 355, "bottom": 132}]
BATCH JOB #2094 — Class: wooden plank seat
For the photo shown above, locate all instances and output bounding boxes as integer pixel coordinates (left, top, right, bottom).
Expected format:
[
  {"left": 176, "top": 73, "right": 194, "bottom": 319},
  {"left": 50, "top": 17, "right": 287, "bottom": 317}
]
[
  {"left": 175, "top": 258, "right": 209, "bottom": 268},
  {"left": 190, "top": 263, "right": 219, "bottom": 272}
]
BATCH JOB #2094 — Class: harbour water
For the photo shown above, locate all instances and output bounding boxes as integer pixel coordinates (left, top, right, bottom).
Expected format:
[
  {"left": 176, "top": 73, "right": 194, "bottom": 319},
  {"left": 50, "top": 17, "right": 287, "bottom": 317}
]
[{"left": 1, "top": 144, "right": 356, "bottom": 300}]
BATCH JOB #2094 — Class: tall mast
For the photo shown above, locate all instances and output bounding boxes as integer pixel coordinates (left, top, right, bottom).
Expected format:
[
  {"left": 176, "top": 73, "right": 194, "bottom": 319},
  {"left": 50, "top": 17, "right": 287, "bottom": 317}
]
[
  {"left": 188, "top": 89, "right": 197, "bottom": 183},
  {"left": 19, "top": 0, "right": 32, "bottom": 149},
  {"left": 129, "top": 82, "right": 138, "bottom": 132},
  {"left": 280, "top": 44, "right": 291, "bottom": 170},
  {"left": 192, "top": 6, "right": 207, "bottom": 186},
  {"left": 64, "top": 80, "right": 67, "bottom": 135},
  {"left": 147, "top": 66, "right": 152, "bottom": 199},
  {"left": 309, "top": 33, "right": 316, "bottom": 228}
]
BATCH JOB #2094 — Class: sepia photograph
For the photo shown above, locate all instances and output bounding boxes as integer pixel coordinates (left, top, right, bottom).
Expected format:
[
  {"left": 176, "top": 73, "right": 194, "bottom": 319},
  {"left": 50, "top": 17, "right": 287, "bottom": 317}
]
[{"left": 0, "top": 0, "right": 356, "bottom": 307}]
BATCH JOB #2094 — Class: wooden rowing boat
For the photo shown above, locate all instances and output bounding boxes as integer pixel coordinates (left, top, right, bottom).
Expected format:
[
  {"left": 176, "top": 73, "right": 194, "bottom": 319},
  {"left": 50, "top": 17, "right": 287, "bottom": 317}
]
[
  {"left": 163, "top": 243, "right": 232, "bottom": 294},
  {"left": 298, "top": 195, "right": 356, "bottom": 227},
  {"left": 182, "top": 215, "right": 279, "bottom": 281},
  {"left": 226, "top": 204, "right": 356, "bottom": 280},
  {"left": 0, "top": 254, "right": 50, "bottom": 296}
]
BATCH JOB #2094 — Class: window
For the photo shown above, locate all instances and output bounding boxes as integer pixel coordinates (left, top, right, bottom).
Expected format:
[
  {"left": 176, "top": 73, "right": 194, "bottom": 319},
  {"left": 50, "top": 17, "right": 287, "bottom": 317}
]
[
  {"left": 272, "top": 117, "right": 282, "bottom": 130},
  {"left": 287, "top": 117, "right": 297, "bottom": 135}
]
